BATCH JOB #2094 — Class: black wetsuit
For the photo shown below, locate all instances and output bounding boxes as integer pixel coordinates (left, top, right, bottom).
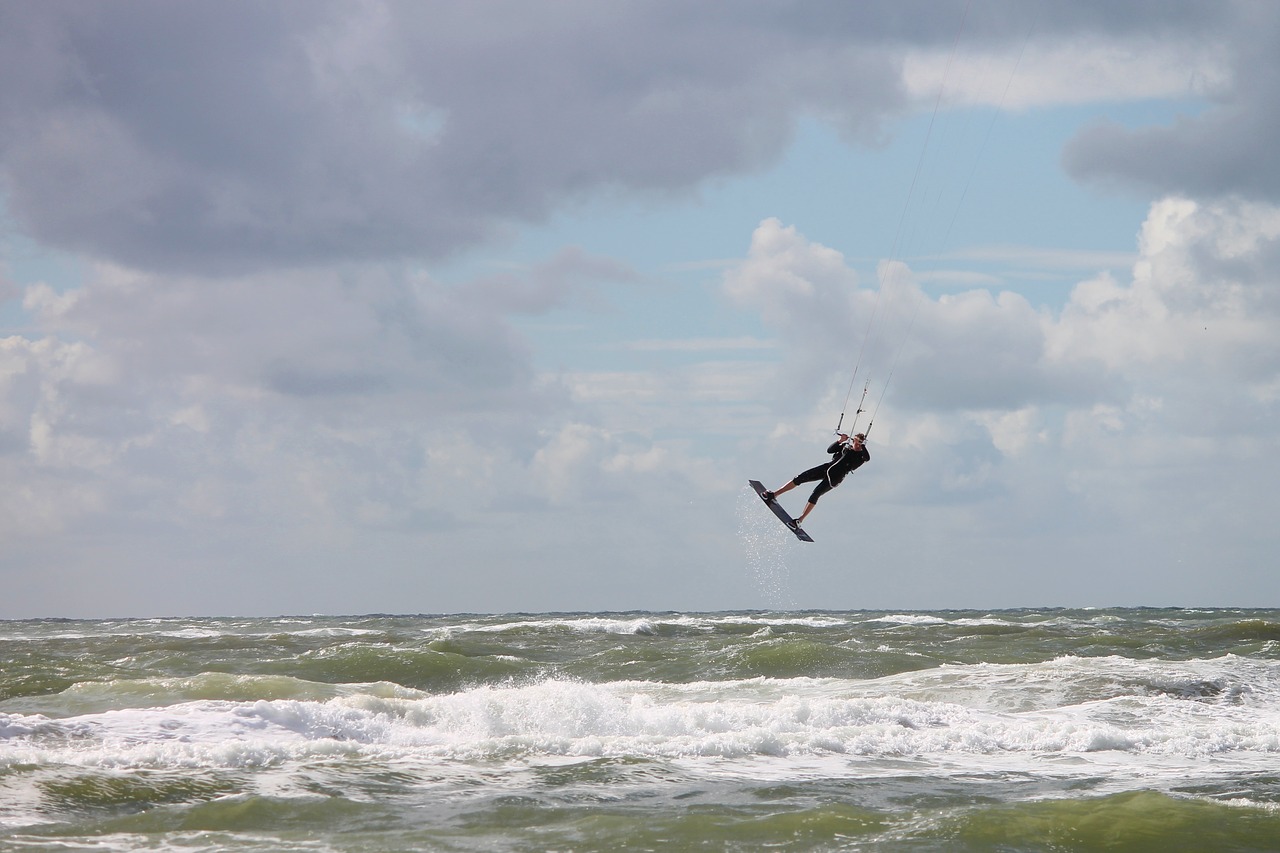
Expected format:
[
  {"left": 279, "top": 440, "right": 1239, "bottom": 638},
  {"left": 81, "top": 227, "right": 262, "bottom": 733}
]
[{"left": 793, "top": 440, "right": 870, "bottom": 504}]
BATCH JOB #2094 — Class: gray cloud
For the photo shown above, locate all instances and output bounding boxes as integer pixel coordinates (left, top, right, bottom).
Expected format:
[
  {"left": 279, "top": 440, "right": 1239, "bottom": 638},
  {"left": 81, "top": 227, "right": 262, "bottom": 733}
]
[
  {"left": 1063, "top": 3, "right": 1280, "bottom": 202},
  {"left": 23, "top": 263, "right": 564, "bottom": 419},
  {"left": 893, "top": 288, "right": 1113, "bottom": 413},
  {"left": 7, "top": 0, "right": 1242, "bottom": 277},
  {"left": 0, "top": 250, "right": 623, "bottom": 563},
  {"left": 464, "top": 247, "right": 639, "bottom": 315},
  {"left": 0, "top": 1, "right": 900, "bottom": 274}
]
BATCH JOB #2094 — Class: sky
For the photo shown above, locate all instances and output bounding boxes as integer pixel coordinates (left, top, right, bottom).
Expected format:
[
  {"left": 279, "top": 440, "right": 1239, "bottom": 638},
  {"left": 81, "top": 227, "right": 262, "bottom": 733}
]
[{"left": 2, "top": 0, "right": 1279, "bottom": 618}]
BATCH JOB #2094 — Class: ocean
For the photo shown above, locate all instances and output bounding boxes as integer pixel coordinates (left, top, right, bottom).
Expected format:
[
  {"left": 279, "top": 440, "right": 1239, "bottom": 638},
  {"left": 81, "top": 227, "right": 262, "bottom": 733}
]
[{"left": 3, "top": 609, "right": 1280, "bottom": 852}]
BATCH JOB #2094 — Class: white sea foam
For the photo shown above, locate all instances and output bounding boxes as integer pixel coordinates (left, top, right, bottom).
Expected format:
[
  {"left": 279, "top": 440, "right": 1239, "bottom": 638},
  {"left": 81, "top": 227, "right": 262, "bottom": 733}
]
[
  {"left": 870, "top": 614, "right": 948, "bottom": 626},
  {"left": 5, "top": 657, "right": 1279, "bottom": 783},
  {"left": 458, "top": 616, "right": 675, "bottom": 636},
  {"left": 284, "top": 627, "right": 390, "bottom": 638},
  {"left": 730, "top": 615, "right": 853, "bottom": 629},
  {"left": 451, "top": 613, "right": 853, "bottom": 637}
]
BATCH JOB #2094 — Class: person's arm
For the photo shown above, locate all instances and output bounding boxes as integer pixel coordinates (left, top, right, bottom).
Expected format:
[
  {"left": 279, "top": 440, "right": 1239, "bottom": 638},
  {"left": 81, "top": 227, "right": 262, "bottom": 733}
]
[{"left": 827, "top": 433, "right": 852, "bottom": 455}]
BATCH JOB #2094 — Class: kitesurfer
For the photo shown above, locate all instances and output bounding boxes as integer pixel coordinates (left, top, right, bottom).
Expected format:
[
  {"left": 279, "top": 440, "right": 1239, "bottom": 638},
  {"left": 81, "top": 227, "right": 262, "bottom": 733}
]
[{"left": 761, "top": 433, "right": 869, "bottom": 528}]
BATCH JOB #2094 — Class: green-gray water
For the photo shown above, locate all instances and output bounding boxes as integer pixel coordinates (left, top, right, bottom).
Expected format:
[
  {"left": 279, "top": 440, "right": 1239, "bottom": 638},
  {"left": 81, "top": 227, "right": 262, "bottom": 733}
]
[{"left": 4, "top": 609, "right": 1280, "bottom": 851}]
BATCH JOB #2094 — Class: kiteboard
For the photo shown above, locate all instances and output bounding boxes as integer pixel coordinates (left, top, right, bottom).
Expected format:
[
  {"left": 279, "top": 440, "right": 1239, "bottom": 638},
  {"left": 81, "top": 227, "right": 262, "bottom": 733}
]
[{"left": 748, "top": 480, "right": 814, "bottom": 543}]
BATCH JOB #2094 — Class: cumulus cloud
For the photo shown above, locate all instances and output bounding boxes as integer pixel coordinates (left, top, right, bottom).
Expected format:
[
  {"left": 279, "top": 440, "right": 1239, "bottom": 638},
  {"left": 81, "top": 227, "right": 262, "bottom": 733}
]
[
  {"left": 1052, "top": 198, "right": 1280, "bottom": 380},
  {"left": 0, "top": 249, "right": 649, "bottom": 549},
  {"left": 722, "top": 218, "right": 865, "bottom": 407},
  {"left": 531, "top": 423, "right": 669, "bottom": 505},
  {"left": 713, "top": 204, "right": 1279, "bottom": 607},
  {"left": 721, "top": 218, "right": 1109, "bottom": 418},
  {"left": 726, "top": 200, "right": 1279, "bottom": 476}
]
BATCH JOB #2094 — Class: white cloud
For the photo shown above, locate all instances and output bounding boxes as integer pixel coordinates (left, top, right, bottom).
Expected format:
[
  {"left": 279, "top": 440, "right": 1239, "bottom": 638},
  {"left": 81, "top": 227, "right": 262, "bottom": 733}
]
[
  {"left": 0, "top": 256, "right": 573, "bottom": 554},
  {"left": 723, "top": 218, "right": 867, "bottom": 407},
  {"left": 973, "top": 406, "right": 1048, "bottom": 457},
  {"left": 1051, "top": 197, "right": 1280, "bottom": 380},
  {"left": 721, "top": 203, "right": 1280, "bottom": 585},
  {"left": 905, "top": 38, "right": 1230, "bottom": 110},
  {"left": 529, "top": 421, "right": 723, "bottom": 507},
  {"left": 0, "top": 245, "right": 744, "bottom": 600},
  {"left": 723, "top": 220, "right": 1103, "bottom": 416}
]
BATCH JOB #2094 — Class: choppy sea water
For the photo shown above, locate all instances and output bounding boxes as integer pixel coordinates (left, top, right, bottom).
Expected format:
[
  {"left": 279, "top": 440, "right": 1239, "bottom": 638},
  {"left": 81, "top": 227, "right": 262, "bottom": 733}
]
[{"left": 3, "top": 609, "right": 1280, "bottom": 852}]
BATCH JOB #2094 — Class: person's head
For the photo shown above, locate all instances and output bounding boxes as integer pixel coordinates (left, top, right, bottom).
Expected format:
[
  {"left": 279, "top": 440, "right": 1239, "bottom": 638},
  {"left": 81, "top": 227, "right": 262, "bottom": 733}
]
[{"left": 853, "top": 433, "right": 866, "bottom": 444}]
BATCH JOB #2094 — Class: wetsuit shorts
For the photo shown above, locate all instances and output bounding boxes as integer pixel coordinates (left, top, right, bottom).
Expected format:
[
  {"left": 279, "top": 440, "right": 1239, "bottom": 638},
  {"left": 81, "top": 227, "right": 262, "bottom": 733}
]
[{"left": 793, "top": 463, "right": 838, "bottom": 504}]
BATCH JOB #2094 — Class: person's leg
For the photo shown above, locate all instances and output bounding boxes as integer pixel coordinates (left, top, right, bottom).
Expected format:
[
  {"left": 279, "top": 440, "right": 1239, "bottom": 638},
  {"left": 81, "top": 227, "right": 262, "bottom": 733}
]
[
  {"left": 770, "top": 480, "right": 797, "bottom": 498},
  {"left": 774, "top": 463, "right": 826, "bottom": 499},
  {"left": 795, "top": 481, "right": 833, "bottom": 527}
]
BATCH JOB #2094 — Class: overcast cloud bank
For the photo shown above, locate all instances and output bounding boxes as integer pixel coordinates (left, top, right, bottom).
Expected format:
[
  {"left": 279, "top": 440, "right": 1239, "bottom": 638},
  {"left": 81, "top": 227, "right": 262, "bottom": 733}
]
[{"left": 2, "top": 1, "right": 1278, "bottom": 616}]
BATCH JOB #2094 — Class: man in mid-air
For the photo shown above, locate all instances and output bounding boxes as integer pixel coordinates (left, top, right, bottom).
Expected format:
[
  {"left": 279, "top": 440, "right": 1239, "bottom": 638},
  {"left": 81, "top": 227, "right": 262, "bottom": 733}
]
[{"left": 761, "top": 433, "right": 869, "bottom": 529}]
